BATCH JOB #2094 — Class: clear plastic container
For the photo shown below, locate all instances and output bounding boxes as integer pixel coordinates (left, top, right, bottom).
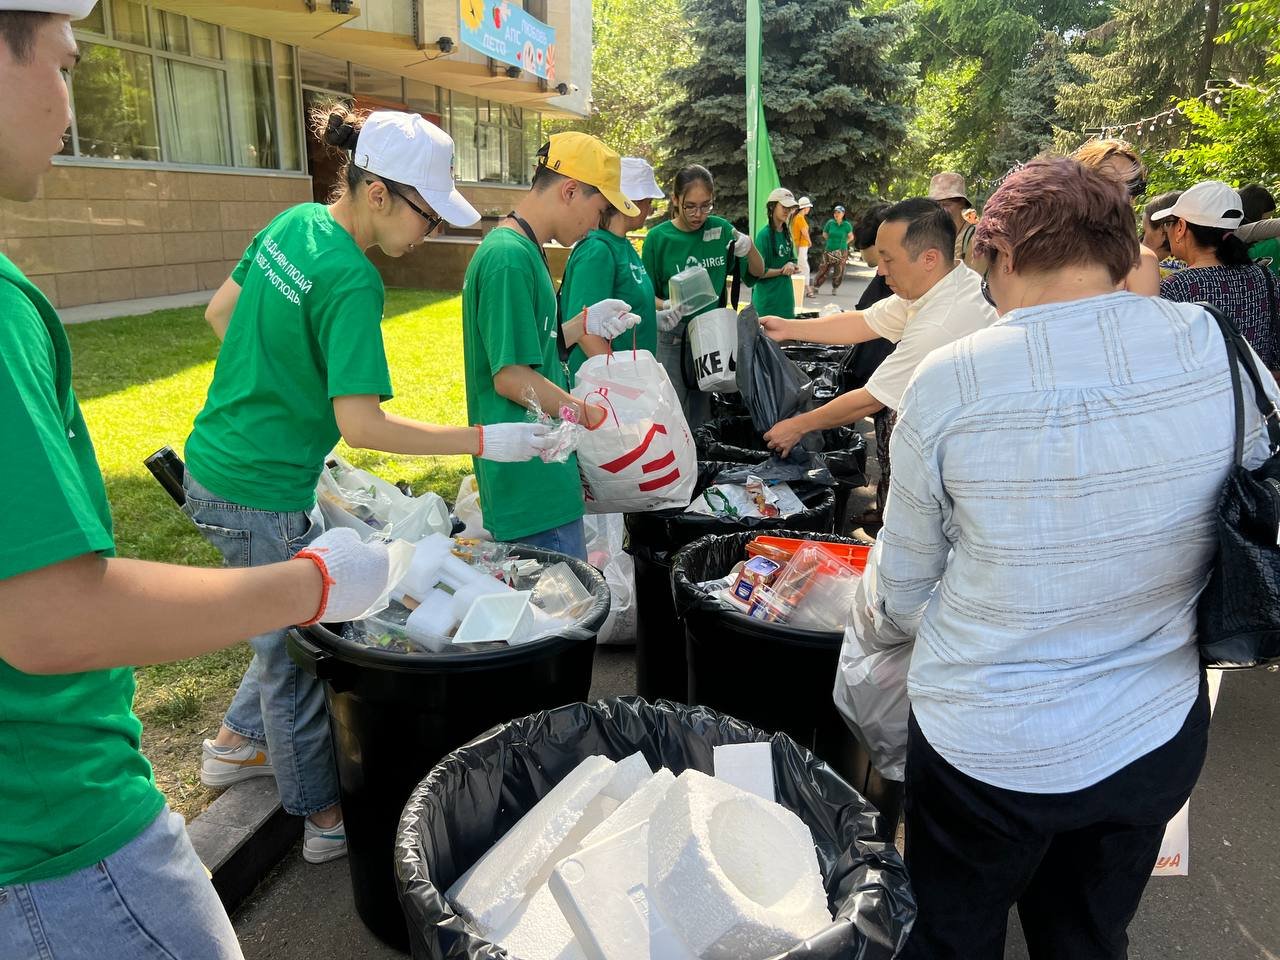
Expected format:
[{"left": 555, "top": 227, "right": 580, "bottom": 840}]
[
  {"left": 668, "top": 264, "right": 718, "bottom": 315},
  {"left": 531, "top": 561, "right": 595, "bottom": 620}
]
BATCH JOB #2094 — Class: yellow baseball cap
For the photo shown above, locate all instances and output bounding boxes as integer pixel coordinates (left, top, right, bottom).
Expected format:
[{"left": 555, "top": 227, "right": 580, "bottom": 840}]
[{"left": 539, "top": 132, "right": 640, "bottom": 217}]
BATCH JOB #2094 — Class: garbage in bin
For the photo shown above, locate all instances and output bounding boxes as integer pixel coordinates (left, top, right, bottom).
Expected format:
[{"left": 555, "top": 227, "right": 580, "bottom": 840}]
[
  {"left": 584, "top": 514, "right": 636, "bottom": 645},
  {"left": 395, "top": 698, "right": 914, "bottom": 960},
  {"left": 671, "top": 530, "right": 903, "bottom": 840},
  {"left": 626, "top": 461, "right": 836, "bottom": 703},
  {"left": 287, "top": 546, "right": 610, "bottom": 949},
  {"left": 317, "top": 455, "right": 451, "bottom": 542},
  {"left": 685, "top": 475, "right": 806, "bottom": 519}
]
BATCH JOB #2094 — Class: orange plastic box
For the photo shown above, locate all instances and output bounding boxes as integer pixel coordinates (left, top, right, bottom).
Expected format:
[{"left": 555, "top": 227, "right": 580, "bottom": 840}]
[{"left": 746, "top": 535, "right": 871, "bottom": 573}]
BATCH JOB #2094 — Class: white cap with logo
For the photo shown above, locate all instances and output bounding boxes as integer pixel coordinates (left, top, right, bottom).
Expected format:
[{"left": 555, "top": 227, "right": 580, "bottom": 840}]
[
  {"left": 354, "top": 111, "right": 480, "bottom": 228},
  {"left": 0, "top": 0, "right": 98, "bottom": 15},
  {"left": 766, "top": 187, "right": 799, "bottom": 208},
  {"left": 1149, "top": 180, "right": 1244, "bottom": 231},
  {"left": 619, "top": 157, "right": 665, "bottom": 202}
]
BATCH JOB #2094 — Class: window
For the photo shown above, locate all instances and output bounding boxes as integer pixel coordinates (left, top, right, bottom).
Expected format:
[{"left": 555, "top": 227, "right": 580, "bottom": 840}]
[
  {"left": 451, "top": 93, "right": 478, "bottom": 183},
  {"left": 353, "top": 66, "right": 403, "bottom": 103},
  {"left": 68, "top": 8, "right": 303, "bottom": 172},
  {"left": 300, "top": 49, "right": 349, "bottom": 93},
  {"left": 522, "top": 111, "right": 542, "bottom": 184},
  {"left": 405, "top": 79, "right": 441, "bottom": 122},
  {"left": 155, "top": 59, "right": 230, "bottom": 165},
  {"left": 72, "top": 42, "right": 160, "bottom": 161},
  {"left": 226, "top": 30, "right": 279, "bottom": 169}
]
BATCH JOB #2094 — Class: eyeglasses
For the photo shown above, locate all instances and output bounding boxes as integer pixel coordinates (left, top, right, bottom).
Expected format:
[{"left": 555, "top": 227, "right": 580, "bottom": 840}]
[
  {"left": 374, "top": 180, "right": 445, "bottom": 236},
  {"left": 980, "top": 274, "right": 996, "bottom": 307},
  {"left": 680, "top": 201, "right": 714, "bottom": 215}
]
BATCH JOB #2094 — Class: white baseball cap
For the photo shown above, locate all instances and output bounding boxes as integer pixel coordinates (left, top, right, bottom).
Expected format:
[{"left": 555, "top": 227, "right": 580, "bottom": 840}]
[
  {"left": 354, "top": 111, "right": 479, "bottom": 228},
  {"left": 0, "top": 0, "right": 98, "bottom": 15},
  {"left": 1149, "top": 180, "right": 1244, "bottom": 230},
  {"left": 797, "top": 196, "right": 813, "bottom": 208},
  {"left": 766, "top": 187, "right": 799, "bottom": 208},
  {"left": 619, "top": 157, "right": 665, "bottom": 202}
]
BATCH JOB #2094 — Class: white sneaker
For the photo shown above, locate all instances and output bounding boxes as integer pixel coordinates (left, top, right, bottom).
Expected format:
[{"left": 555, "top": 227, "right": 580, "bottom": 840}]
[
  {"left": 303, "top": 817, "right": 347, "bottom": 864},
  {"left": 200, "top": 738, "right": 274, "bottom": 788}
]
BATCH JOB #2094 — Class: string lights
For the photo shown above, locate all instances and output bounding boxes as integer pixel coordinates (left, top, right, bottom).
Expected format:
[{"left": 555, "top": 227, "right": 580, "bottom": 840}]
[{"left": 1082, "top": 78, "right": 1276, "bottom": 142}]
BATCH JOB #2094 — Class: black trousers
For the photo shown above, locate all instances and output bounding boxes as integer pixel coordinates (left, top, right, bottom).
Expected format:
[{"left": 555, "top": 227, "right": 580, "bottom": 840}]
[{"left": 900, "top": 674, "right": 1211, "bottom": 960}]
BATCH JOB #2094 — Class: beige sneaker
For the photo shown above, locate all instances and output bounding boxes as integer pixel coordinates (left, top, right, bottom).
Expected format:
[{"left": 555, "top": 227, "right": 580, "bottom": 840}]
[{"left": 200, "top": 738, "right": 274, "bottom": 788}]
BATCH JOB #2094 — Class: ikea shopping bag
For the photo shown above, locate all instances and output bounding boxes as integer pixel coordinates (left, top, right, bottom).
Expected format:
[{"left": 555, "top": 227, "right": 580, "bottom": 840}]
[
  {"left": 572, "top": 350, "right": 697, "bottom": 514},
  {"left": 687, "top": 307, "right": 739, "bottom": 393}
]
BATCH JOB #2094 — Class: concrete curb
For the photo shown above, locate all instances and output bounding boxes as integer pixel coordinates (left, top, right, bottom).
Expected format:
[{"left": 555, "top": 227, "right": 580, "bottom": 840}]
[{"left": 187, "top": 778, "right": 301, "bottom": 912}]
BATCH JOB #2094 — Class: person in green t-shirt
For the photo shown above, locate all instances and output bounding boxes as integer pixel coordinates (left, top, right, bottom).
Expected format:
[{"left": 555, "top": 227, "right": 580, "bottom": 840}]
[
  {"left": 0, "top": 9, "right": 388, "bottom": 956},
  {"left": 184, "top": 105, "right": 555, "bottom": 865},
  {"left": 463, "top": 132, "right": 644, "bottom": 558},
  {"left": 813, "top": 204, "right": 855, "bottom": 294},
  {"left": 745, "top": 187, "right": 802, "bottom": 320},
  {"left": 560, "top": 156, "right": 666, "bottom": 380},
  {"left": 640, "top": 164, "right": 766, "bottom": 429}
]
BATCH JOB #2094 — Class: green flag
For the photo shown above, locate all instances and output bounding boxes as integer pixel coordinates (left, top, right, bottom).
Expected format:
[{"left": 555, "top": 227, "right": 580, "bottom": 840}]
[{"left": 746, "top": 0, "right": 780, "bottom": 238}]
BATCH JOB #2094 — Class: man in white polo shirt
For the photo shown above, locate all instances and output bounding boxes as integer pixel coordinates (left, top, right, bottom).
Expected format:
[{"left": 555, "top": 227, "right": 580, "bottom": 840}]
[{"left": 759, "top": 198, "right": 996, "bottom": 512}]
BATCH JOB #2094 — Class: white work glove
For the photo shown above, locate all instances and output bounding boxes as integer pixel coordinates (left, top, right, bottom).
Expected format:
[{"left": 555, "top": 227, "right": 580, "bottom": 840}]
[
  {"left": 295, "top": 527, "right": 390, "bottom": 625},
  {"left": 732, "top": 229, "right": 753, "bottom": 257},
  {"left": 584, "top": 298, "right": 638, "bottom": 339},
  {"left": 657, "top": 307, "right": 683, "bottom": 332},
  {"left": 477, "top": 422, "right": 554, "bottom": 462}
]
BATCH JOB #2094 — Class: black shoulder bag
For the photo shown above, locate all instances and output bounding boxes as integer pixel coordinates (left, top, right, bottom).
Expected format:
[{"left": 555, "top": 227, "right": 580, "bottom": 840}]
[{"left": 1198, "top": 302, "right": 1280, "bottom": 668}]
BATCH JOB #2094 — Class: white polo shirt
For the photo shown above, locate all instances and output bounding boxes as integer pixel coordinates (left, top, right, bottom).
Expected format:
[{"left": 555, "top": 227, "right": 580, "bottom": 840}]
[{"left": 863, "top": 264, "right": 996, "bottom": 410}]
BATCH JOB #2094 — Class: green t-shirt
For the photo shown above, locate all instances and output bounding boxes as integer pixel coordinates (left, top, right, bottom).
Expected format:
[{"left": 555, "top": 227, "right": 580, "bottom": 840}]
[
  {"left": 560, "top": 229, "right": 658, "bottom": 380},
  {"left": 462, "top": 228, "right": 584, "bottom": 541},
  {"left": 824, "top": 218, "right": 854, "bottom": 252},
  {"left": 185, "top": 203, "right": 392, "bottom": 512},
  {"left": 745, "top": 223, "right": 796, "bottom": 319},
  {"left": 1251, "top": 239, "right": 1280, "bottom": 277},
  {"left": 641, "top": 216, "right": 739, "bottom": 323},
  {"left": 0, "top": 253, "right": 165, "bottom": 885}
]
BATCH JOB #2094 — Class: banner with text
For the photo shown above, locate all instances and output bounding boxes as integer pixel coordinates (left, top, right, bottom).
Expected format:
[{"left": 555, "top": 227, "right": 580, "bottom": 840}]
[{"left": 459, "top": 0, "right": 557, "bottom": 81}]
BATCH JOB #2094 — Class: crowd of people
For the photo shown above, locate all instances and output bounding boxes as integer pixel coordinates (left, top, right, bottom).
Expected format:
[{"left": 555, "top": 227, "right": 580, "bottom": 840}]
[{"left": 1, "top": 3, "right": 1276, "bottom": 959}]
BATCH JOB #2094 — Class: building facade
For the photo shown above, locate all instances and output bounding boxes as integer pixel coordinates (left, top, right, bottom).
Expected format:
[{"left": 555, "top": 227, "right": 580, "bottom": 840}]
[{"left": 0, "top": 0, "right": 591, "bottom": 307}]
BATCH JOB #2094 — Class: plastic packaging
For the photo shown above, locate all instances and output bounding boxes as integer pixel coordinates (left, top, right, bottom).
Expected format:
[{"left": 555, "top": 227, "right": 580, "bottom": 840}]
[
  {"left": 755, "top": 542, "right": 861, "bottom": 630},
  {"left": 686, "top": 480, "right": 805, "bottom": 520},
  {"left": 453, "top": 475, "right": 491, "bottom": 540},
  {"left": 522, "top": 386, "right": 584, "bottom": 464},
  {"left": 394, "top": 698, "right": 914, "bottom": 960},
  {"left": 668, "top": 264, "right": 718, "bottom": 316},
  {"left": 316, "top": 455, "right": 451, "bottom": 543},
  {"left": 749, "top": 535, "right": 872, "bottom": 571},
  {"left": 583, "top": 514, "right": 636, "bottom": 645},
  {"left": 532, "top": 561, "right": 596, "bottom": 620}
]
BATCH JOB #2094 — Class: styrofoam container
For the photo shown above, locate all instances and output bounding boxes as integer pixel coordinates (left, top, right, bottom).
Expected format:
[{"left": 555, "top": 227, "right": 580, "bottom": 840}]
[{"left": 453, "top": 590, "right": 535, "bottom": 645}]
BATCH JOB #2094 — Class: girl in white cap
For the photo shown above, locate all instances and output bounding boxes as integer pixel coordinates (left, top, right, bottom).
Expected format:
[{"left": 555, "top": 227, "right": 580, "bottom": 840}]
[
  {"left": 183, "top": 103, "right": 554, "bottom": 866},
  {"left": 1156, "top": 179, "right": 1279, "bottom": 376},
  {"left": 745, "top": 186, "right": 801, "bottom": 318},
  {"left": 559, "top": 156, "right": 666, "bottom": 380}
]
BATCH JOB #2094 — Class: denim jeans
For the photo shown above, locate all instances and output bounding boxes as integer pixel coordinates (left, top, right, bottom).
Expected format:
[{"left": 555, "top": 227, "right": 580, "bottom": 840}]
[
  {"left": 0, "top": 808, "right": 242, "bottom": 960},
  {"left": 181, "top": 471, "right": 337, "bottom": 817},
  {"left": 507, "top": 517, "right": 587, "bottom": 560},
  {"left": 657, "top": 327, "right": 710, "bottom": 432}
]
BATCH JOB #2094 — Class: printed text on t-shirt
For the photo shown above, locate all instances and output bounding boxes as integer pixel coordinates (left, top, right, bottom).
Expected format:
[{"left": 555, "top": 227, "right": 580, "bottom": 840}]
[{"left": 254, "top": 236, "right": 313, "bottom": 305}]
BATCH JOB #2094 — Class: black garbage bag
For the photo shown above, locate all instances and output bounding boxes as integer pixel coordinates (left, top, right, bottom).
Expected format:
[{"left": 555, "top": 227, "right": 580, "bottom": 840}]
[
  {"left": 695, "top": 416, "right": 866, "bottom": 489},
  {"left": 736, "top": 306, "right": 820, "bottom": 450},
  {"left": 394, "top": 697, "right": 915, "bottom": 960},
  {"left": 841, "top": 339, "right": 897, "bottom": 393}
]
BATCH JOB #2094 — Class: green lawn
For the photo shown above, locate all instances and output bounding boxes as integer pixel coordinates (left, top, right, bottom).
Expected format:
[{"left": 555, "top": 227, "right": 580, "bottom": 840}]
[{"left": 69, "top": 288, "right": 473, "bottom": 818}]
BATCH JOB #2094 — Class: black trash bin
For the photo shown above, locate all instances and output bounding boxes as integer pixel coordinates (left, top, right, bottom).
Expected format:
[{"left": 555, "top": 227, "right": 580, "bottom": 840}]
[
  {"left": 671, "top": 529, "right": 904, "bottom": 842},
  {"left": 693, "top": 415, "right": 868, "bottom": 531},
  {"left": 287, "top": 547, "right": 610, "bottom": 950},
  {"left": 626, "top": 462, "right": 835, "bottom": 705},
  {"left": 781, "top": 343, "right": 851, "bottom": 365},
  {"left": 395, "top": 697, "right": 914, "bottom": 960}
]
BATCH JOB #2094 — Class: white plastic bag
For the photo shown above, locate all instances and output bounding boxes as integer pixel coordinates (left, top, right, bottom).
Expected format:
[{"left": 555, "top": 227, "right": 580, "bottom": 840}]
[
  {"left": 687, "top": 307, "right": 739, "bottom": 393},
  {"left": 454, "top": 475, "right": 491, "bottom": 540},
  {"left": 1152, "top": 669, "right": 1223, "bottom": 877},
  {"left": 316, "top": 455, "right": 451, "bottom": 544},
  {"left": 583, "top": 513, "right": 636, "bottom": 644},
  {"left": 832, "top": 546, "right": 912, "bottom": 782},
  {"left": 571, "top": 349, "right": 697, "bottom": 514}
]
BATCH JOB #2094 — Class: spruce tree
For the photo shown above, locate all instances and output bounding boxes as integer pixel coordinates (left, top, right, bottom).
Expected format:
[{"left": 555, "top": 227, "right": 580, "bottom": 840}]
[{"left": 658, "top": 0, "right": 913, "bottom": 225}]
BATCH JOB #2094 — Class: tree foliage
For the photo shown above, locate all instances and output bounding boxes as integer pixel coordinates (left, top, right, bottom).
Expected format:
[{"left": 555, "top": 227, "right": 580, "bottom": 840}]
[
  {"left": 1144, "top": 86, "right": 1280, "bottom": 194},
  {"left": 544, "top": 0, "right": 697, "bottom": 165},
  {"left": 658, "top": 0, "right": 914, "bottom": 225}
]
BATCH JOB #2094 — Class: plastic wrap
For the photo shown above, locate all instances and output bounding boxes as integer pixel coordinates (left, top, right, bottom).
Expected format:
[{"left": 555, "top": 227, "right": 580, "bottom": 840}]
[
  {"left": 394, "top": 697, "right": 914, "bottom": 960},
  {"left": 317, "top": 456, "right": 452, "bottom": 543},
  {"left": 521, "top": 387, "right": 584, "bottom": 464},
  {"left": 583, "top": 513, "right": 636, "bottom": 645}
]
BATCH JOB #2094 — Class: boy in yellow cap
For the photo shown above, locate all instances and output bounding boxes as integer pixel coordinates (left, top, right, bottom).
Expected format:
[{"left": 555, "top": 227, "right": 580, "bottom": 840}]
[{"left": 462, "top": 132, "right": 641, "bottom": 558}]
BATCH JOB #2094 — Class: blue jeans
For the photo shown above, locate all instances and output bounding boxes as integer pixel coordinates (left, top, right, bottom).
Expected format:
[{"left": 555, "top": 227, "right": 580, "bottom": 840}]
[
  {"left": 0, "top": 808, "right": 242, "bottom": 960},
  {"left": 508, "top": 518, "right": 587, "bottom": 559},
  {"left": 658, "top": 328, "right": 711, "bottom": 432},
  {"left": 181, "top": 472, "right": 337, "bottom": 817}
]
